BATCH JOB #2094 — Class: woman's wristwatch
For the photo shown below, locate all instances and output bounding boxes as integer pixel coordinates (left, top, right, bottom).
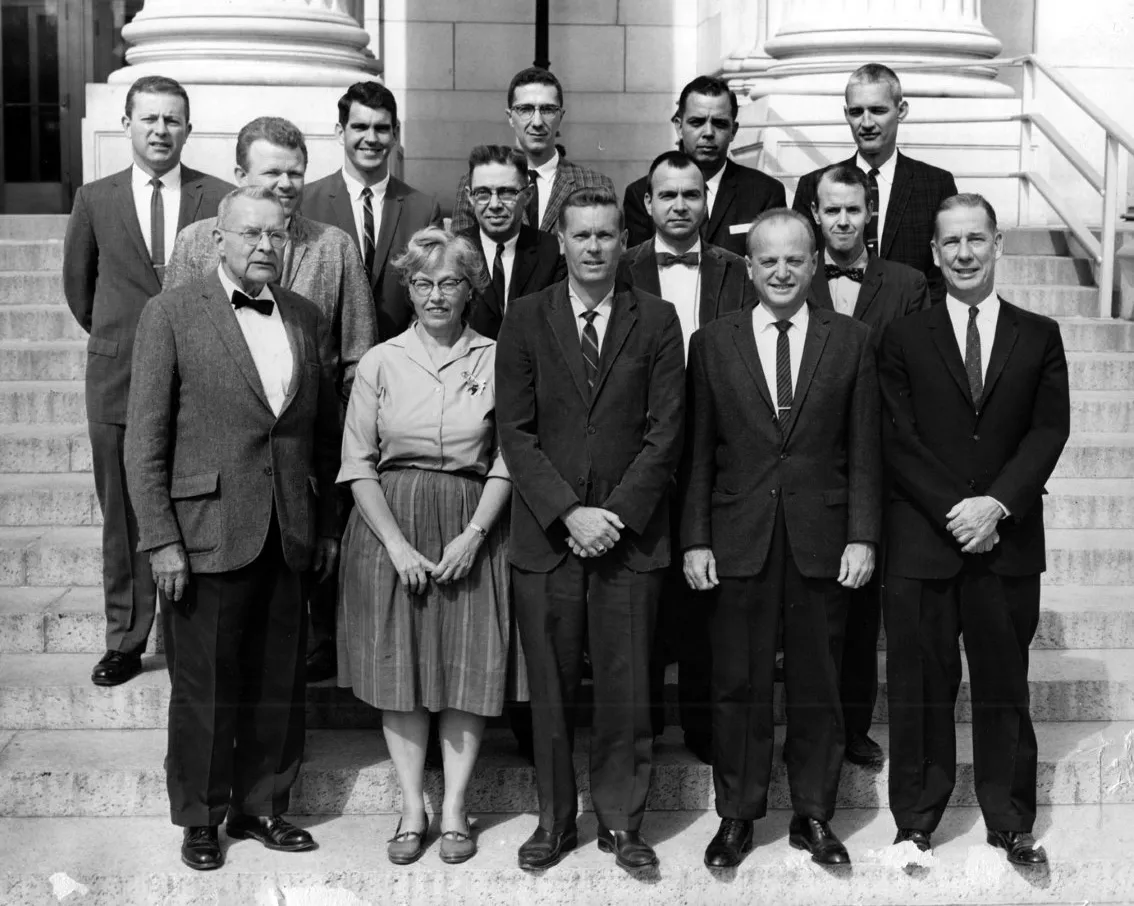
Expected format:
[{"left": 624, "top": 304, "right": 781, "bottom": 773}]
[{"left": 467, "top": 521, "right": 488, "bottom": 539}]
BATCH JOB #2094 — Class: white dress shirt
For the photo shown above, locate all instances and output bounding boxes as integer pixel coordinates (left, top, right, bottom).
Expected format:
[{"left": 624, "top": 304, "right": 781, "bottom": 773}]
[
  {"left": 479, "top": 229, "right": 520, "bottom": 305},
  {"left": 752, "top": 301, "right": 809, "bottom": 411},
  {"left": 530, "top": 151, "right": 560, "bottom": 228},
  {"left": 946, "top": 290, "right": 1000, "bottom": 384},
  {"left": 855, "top": 150, "right": 898, "bottom": 240},
  {"left": 704, "top": 162, "right": 725, "bottom": 218},
  {"left": 341, "top": 167, "right": 388, "bottom": 252},
  {"left": 217, "top": 265, "right": 294, "bottom": 417},
  {"left": 568, "top": 283, "right": 614, "bottom": 351},
  {"left": 654, "top": 235, "right": 701, "bottom": 358},
  {"left": 825, "top": 247, "right": 869, "bottom": 317},
  {"left": 131, "top": 163, "right": 182, "bottom": 266}
]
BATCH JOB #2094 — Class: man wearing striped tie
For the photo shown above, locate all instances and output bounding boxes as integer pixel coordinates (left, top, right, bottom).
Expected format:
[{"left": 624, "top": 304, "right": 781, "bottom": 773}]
[{"left": 680, "top": 208, "right": 881, "bottom": 869}]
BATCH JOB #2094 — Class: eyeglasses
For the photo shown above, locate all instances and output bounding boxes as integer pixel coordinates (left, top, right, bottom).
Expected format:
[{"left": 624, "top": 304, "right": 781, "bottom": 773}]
[
  {"left": 509, "top": 104, "right": 562, "bottom": 122},
  {"left": 219, "top": 228, "right": 289, "bottom": 249},
  {"left": 468, "top": 186, "right": 525, "bottom": 206},
  {"left": 409, "top": 277, "right": 468, "bottom": 296}
]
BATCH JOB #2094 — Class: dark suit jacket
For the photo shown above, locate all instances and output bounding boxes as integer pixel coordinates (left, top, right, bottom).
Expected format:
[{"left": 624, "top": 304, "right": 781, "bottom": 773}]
[
  {"left": 124, "top": 273, "right": 341, "bottom": 574},
  {"left": 618, "top": 238, "right": 757, "bottom": 325},
  {"left": 62, "top": 165, "right": 233, "bottom": 424},
  {"left": 624, "top": 160, "right": 786, "bottom": 257},
  {"left": 458, "top": 225, "right": 566, "bottom": 340},
  {"left": 878, "top": 298, "right": 1070, "bottom": 580},
  {"left": 496, "top": 283, "right": 686, "bottom": 573},
  {"left": 680, "top": 304, "right": 881, "bottom": 578},
  {"left": 792, "top": 152, "right": 958, "bottom": 305},
  {"left": 302, "top": 171, "right": 441, "bottom": 341},
  {"left": 809, "top": 256, "right": 929, "bottom": 346}
]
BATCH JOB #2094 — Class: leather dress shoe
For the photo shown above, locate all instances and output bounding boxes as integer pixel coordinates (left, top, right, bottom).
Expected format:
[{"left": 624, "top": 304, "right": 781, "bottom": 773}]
[
  {"left": 684, "top": 733, "right": 713, "bottom": 766},
  {"left": 894, "top": 828, "right": 932, "bottom": 852},
  {"left": 225, "top": 814, "right": 316, "bottom": 852},
  {"left": 987, "top": 829, "right": 1047, "bottom": 865},
  {"left": 704, "top": 818, "right": 754, "bottom": 868},
  {"left": 788, "top": 815, "right": 850, "bottom": 865},
  {"left": 596, "top": 825, "right": 658, "bottom": 870},
  {"left": 518, "top": 825, "right": 578, "bottom": 871},
  {"left": 181, "top": 826, "right": 223, "bottom": 871},
  {"left": 305, "top": 644, "right": 337, "bottom": 684},
  {"left": 845, "top": 733, "right": 885, "bottom": 769},
  {"left": 91, "top": 650, "right": 142, "bottom": 687}
]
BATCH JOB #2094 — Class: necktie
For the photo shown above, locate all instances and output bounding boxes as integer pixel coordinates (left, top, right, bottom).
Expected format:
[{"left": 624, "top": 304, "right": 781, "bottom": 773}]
[
  {"left": 232, "top": 290, "right": 274, "bottom": 317},
  {"left": 825, "top": 263, "right": 865, "bottom": 283},
  {"left": 526, "top": 170, "right": 541, "bottom": 230},
  {"left": 656, "top": 251, "right": 700, "bottom": 268},
  {"left": 864, "top": 168, "right": 880, "bottom": 256},
  {"left": 149, "top": 177, "right": 165, "bottom": 280},
  {"left": 360, "top": 186, "right": 376, "bottom": 279},
  {"left": 492, "top": 242, "right": 506, "bottom": 305},
  {"left": 580, "top": 310, "right": 600, "bottom": 394},
  {"left": 774, "top": 320, "right": 793, "bottom": 422},
  {"left": 965, "top": 305, "right": 983, "bottom": 406}
]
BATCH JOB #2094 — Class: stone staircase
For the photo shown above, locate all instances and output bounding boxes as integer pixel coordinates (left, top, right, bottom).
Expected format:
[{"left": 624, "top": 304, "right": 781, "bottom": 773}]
[{"left": 1, "top": 214, "right": 1133, "bottom": 904}]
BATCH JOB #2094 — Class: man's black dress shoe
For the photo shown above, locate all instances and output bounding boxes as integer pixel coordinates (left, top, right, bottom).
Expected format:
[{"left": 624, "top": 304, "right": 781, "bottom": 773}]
[
  {"left": 181, "top": 826, "right": 223, "bottom": 871},
  {"left": 987, "top": 829, "right": 1047, "bottom": 865},
  {"left": 845, "top": 733, "right": 885, "bottom": 769},
  {"left": 517, "top": 825, "right": 578, "bottom": 871},
  {"left": 788, "top": 815, "right": 850, "bottom": 865},
  {"left": 91, "top": 650, "right": 142, "bottom": 687},
  {"left": 226, "top": 814, "right": 316, "bottom": 852},
  {"left": 596, "top": 825, "right": 658, "bottom": 870},
  {"left": 684, "top": 732, "right": 713, "bottom": 766},
  {"left": 894, "top": 828, "right": 932, "bottom": 852},
  {"left": 305, "top": 644, "right": 337, "bottom": 684},
  {"left": 704, "top": 818, "right": 754, "bottom": 868}
]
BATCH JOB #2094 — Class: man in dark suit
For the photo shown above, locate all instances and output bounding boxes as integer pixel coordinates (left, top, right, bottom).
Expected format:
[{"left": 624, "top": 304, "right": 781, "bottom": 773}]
[
  {"left": 496, "top": 187, "right": 685, "bottom": 872},
  {"left": 125, "top": 187, "right": 341, "bottom": 871},
  {"left": 460, "top": 144, "right": 565, "bottom": 341},
  {"left": 618, "top": 149, "right": 755, "bottom": 763},
  {"left": 451, "top": 68, "right": 615, "bottom": 235},
  {"left": 624, "top": 75, "right": 786, "bottom": 257},
  {"left": 681, "top": 209, "right": 881, "bottom": 869},
  {"left": 878, "top": 194, "right": 1069, "bottom": 864},
  {"left": 807, "top": 163, "right": 929, "bottom": 769},
  {"left": 302, "top": 81, "right": 441, "bottom": 342},
  {"left": 792, "top": 64, "right": 958, "bottom": 304},
  {"left": 62, "top": 76, "right": 231, "bottom": 688}
]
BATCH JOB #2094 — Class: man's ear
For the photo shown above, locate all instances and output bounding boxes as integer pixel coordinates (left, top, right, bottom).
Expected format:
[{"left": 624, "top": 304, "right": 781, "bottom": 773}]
[
  {"left": 234, "top": 166, "right": 248, "bottom": 186},
  {"left": 897, "top": 99, "right": 909, "bottom": 122},
  {"left": 810, "top": 202, "right": 821, "bottom": 225}
]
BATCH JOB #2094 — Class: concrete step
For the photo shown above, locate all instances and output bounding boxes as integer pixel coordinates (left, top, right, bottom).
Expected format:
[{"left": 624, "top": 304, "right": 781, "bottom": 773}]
[
  {"left": 0, "top": 424, "right": 90, "bottom": 473},
  {"left": 997, "top": 254, "right": 1094, "bottom": 286},
  {"left": 1066, "top": 351, "right": 1134, "bottom": 389},
  {"left": 0, "top": 215, "right": 68, "bottom": 241},
  {"left": 1071, "top": 391, "right": 1134, "bottom": 432},
  {"left": 0, "top": 474, "right": 98, "bottom": 527},
  {"left": 0, "top": 381, "right": 86, "bottom": 424},
  {"left": 1045, "top": 478, "right": 1134, "bottom": 528},
  {"left": 0, "top": 340, "right": 85, "bottom": 381},
  {"left": 1002, "top": 226, "right": 1101, "bottom": 257},
  {"left": 1057, "top": 318, "right": 1134, "bottom": 352},
  {"left": 0, "top": 239, "right": 64, "bottom": 271},
  {"left": 1034, "top": 585, "right": 1134, "bottom": 648},
  {"left": 1053, "top": 433, "right": 1134, "bottom": 478},
  {"left": 0, "top": 272, "right": 64, "bottom": 305},
  {"left": 0, "top": 805, "right": 1129, "bottom": 906},
  {"left": 998, "top": 285, "right": 1097, "bottom": 318},
  {"left": 1044, "top": 529, "right": 1134, "bottom": 586},
  {"left": 0, "top": 305, "right": 86, "bottom": 341}
]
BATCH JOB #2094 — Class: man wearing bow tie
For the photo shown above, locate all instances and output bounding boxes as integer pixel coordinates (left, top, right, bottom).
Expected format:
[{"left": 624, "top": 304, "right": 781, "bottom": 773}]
[
  {"left": 808, "top": 163, "right": 929, "bottom": 770},
  {"left": 126, "top": 186, "right": 341, "bottom": 871}
]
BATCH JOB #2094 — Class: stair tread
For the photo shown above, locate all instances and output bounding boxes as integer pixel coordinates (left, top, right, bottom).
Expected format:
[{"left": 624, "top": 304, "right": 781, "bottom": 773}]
[{"left": 1046, "top": 477, "right": 1134, "bottom": 494}]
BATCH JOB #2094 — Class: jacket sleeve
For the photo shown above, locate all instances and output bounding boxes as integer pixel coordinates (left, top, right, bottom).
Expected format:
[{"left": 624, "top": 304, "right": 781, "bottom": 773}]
[
  {"left": 164, "top": 223, "right": 208, "bottom": 289},
  {"left": 623, "top": 181, "right": 653, "bottom": 250},
  {"left": 312, "top": 305, "right": 343, "bottom": 538},
  {"left": 337, "top": 237, "right": 377, "bottom": 403},
  {"left": 450, "top": 173, "right": 476, "bottom": 234},
  {"left": 847, "top": 330, "right": 882, "bottom": 545},
  {"left": 678, "top": 329, "right": 715, "bottom": 551},
  {"left": 62, "top": 188, "right": 96, "bottom": 333}
]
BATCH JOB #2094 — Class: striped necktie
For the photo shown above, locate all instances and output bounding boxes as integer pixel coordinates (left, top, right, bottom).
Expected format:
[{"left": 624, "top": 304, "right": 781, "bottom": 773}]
[
  {"left": 580, "top": 310, "right": 600, "bottom": 393},
  {"left": 774, "top": 319, "right": 793, "bottom": 422},
  {"left": 361, "top": 186, "right": 376, "bottom": 278}
]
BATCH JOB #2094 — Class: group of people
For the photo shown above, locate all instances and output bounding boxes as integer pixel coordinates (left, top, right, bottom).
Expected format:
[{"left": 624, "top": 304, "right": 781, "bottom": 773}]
[{"left": 62, "top": 60, "right": 1069, "bottom": 877}]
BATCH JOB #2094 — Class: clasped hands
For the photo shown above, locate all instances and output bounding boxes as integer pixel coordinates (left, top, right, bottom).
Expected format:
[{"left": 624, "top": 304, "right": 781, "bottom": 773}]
[
  {"left": 388, "top": 526, "right": 486, "bottom": 594},
  {"left": 683, "top": 542, "right": 876, "bottom": 591},
  {"left": 563, "top": 505, "right": 625, "bottom": 559},
  {"left": 946, "top": 496, "right": 1004, "bottom": 554}
]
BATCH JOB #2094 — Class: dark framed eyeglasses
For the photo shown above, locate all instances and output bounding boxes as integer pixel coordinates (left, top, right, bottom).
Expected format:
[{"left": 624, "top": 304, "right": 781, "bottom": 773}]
[
  {"left": 468, "top": 186, "right": 526, "bottom": 206},
  {"left": 509, "top": 104, "right": 562, "bottom": 122},
  {"left": 219, "top": 228, "right": 289, "bottom": 249},
  {"left": 409, "top": 277, "right": 468, "bottom": 296}
]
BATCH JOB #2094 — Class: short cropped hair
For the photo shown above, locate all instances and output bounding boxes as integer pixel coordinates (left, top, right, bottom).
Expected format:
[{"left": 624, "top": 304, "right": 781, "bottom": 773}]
[
  {"left": 216, "top": 186, "right": 283, "bottom": 228},
  {"left": 393, "top": 226, "right": 490, "bottom": 294},
  {"left": 557, "top": 186, "right": 624, "bottom": 232},
  {"left": 236, "top": 117, "right": 307, "bottom": 171},
  {"left": 846, "top": 63, "right": 903, "bottom": 104},
  {"left": 935, "top": 193, "right": 999, "bottom": 234},
  {"left": 508, "top": 67, "right": 563, "bottom": 108},
  {"left": 467, "top": 144, "right": 529, "bottom": 181},
  {"left": 815, "top": 163, "right": 872, "bottom": 201},
  {"left": 125, "top": 76, "right": 190, "bottom": 122},
  {"left": 645, "top": 150, "right": 703, "bottom": 196},
  {"left": 746, "top": 207, "right": 817, "bottom": 255},
  {"left": 675, "top": 75, "right": 738, "bottom": 122},
  {"left": 337, "top": 81, "right": 399, "bottom": 129}
]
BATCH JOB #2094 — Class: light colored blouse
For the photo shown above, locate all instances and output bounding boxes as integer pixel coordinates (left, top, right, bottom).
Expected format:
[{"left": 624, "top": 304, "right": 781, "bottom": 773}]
[{"left": 337, "top": 322, "right": 509, "bottom": 483}]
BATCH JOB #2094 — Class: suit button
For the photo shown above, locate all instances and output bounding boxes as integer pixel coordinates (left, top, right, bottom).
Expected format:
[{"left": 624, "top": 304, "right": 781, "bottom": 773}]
[
  {"left": 972, "top": 434, "right": 980, "bottom": 441},
  {"left": 968, "top": 479, "right": 976, "bottom": 489},
  {"left": 587, "top": 425, "right": 596, "bottom": 435},
  {"left": 263, "top": 466, "right": 273, "bottom": 477},
  {"left": 577, "top": 477, "right": 586, "bottom": 486},
  {"left": 770, "top": 489, "right": 778, "bottom": 498},
  {"left": 780, "top": 452, "right": 788, "bottom": 460}
]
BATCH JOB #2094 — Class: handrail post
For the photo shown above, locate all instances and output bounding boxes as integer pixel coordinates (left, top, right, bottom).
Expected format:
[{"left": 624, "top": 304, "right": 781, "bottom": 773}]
[
  {"left": 1018, "top": 58, "right": 1035, "bottom": 226},
  {"left": 1099, "top": 133, "right": 1120, "bottom": 318}
]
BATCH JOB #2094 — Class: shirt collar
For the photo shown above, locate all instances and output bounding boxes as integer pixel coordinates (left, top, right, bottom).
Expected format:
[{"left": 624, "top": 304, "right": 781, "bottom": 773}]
[
  {"left": 824, "top": 247, "right": 869, "bottom": 270},
  {"left": 480, "top": 228, "right": 520, "bottom": 254},
  {"left": 132, "top": 162, "right": 182, "bottom": 190},
  {"left": 217, "top": 264, "right": 275, "bottom": 304},
  {"left": 753, "top": 299, "right": 809, "bottom": 333},
  {"left": 704, "top": 162, "right": 726, "bottom": 195},
  {"left": 946, "top": 290, "right": 999, "bottom": 322},
  {"left": 531, "top": 151, "right": 560, "bottom": 183},
  {"left": 342, "top": 167, "right": 389, "bottom": 202},
  {"left": 568, "top": 283, "right": 614, "bottom": 320},
  {"left": 855, "top": 149, "right": 898, "bottom": 183},
  {"left": 654, "top": 234, "right": 701, "bottom": 258}
]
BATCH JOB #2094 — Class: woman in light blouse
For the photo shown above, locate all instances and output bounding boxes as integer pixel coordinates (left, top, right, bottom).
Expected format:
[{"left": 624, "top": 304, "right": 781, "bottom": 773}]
[{"left": 337, "top": 227, "right": 522, "bottom": 865}]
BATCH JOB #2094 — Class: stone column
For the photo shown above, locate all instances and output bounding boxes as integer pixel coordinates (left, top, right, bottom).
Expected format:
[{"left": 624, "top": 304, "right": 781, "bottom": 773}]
[{"left": 718, "top": 0, "right": 781, "bottom": 102}]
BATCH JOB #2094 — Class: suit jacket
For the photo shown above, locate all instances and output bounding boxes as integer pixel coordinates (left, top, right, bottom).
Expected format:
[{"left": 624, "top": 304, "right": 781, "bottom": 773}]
[
  {"left": 302, "top": 172, "right": 441, "bottom": 342},
  {"left": 165, "top": 212, "right": 376, "bottom": 401},
  {"left": 451, "top": 159, "right": 616, "bottom": 235},
  {"left": 878, "top": 298, "right": 1069, "bottom": 580},
  {"left": 496, "top": 283, "right": 686, "bottom": 573},
  {"left": 125, "top": 273, "right": 341, "bottom": 575},
  {"left": 618, "top": 238, "right": 757, "bottom": 325},
  {"left": 809, "top": 255, "right": 929, "bottom": 346},
  {"left": 459, "top": 225, "right": 566, "bottom": 340},
  {"left": 62, "top": 165, "right": 233, "bottom": 424},
  {"left": 624, "top": 160, "right": 787, "bottom": 258},
  {"left": 792, "top": 152, "right": 958, "bottom": 305},
  {"left": 680, "top": 304, "right": 881, "bottom": 578}
]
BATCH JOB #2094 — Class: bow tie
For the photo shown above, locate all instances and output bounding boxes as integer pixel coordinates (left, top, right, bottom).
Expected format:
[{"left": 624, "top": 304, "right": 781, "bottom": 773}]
[
  {"left": 825, "top": 264, "right": 865, "bottom": 283},
  {"left": 657, "top": 251, "right": 700, "bottom": 268},
  {"left": 232, "top": 290, "right": 274, "bottom": 316}
]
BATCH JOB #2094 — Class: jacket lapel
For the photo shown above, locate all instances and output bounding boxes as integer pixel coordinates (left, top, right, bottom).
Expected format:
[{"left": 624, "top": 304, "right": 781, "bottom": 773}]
[
  {"left": 808, "top": 267, "right": 835, "bottom": 312},
  {"left": 510, "top": 227, "right": 541, "bottom": 300},
  {"left": 851, "top": 256, "right": 884, "bottom": 322},
  {"left": 113, "top": 169, "right": 162, "bottom": 296},
  {"left": 630, "top": 240, "right": 662, "bottom": 296},
  {"left": 274, "top": 290, "right": 305, "bottom": 417},
  {"left": 462, "top": 228, "right": 503, "bottom": 320},
  {"left": 590, "top": 289, "right": 638, "bottom": 406},
  {"left": 546, "top": 283, "right": 591, "bottom": 403},
  {"left": 782, "top": 306, "right": 830, "bottom": 443},
  {"left": 201, "top": 273, "right": 274, "bottom": 413},
  {"left": 731, "top": 312, "right": 776, "bottom": 419},
  {"left": 705, "top": 160, "right": 738, "bottom": 243},
  {"left": 881, "top": 153, "right": 912, "bottom": 258},
  {"left": 928, "top": 299, "right": 973, "bottom": 404},
  {"left": 698, "top": 245, "right": 727, "bottom": 326},
  {"left": 980, "top": 298, "right": 1019, "bottom": 407},
  {"left": 373, "top": 178, "right": 407, "bottom": 288},
  {"left": 541, "top": 163, "right": 575, "bottom": 232},
  {"left": 327, "top": 172, "right": 361, "bottom": 253},
  {"left": 282, "top": 215, "right": 310, "bottom": 289},
  {"left": 176, "top": 167, "right": 205, "bottom": 232}
]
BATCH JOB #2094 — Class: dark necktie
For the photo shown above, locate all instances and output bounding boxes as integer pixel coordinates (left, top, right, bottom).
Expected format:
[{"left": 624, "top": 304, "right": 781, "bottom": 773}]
[
  {"left": 149, "top": 176, "right": 165, "bottom": 281},
  {"left": 526, "top": 170, "right": 541, "bottom": 230},
  {"left": 774, "top": 320, "right": 793, "bottom": 422},
  {"left": 232, "top": 290, "right": 274, "bottom": 317},
  {"left": 965, "top": 305, "right": 983, "bottom": 406},
  {"left": 864, "top": 167, "right": 880, "bottom": 255},
  {"left": 656, "top": 251, "right": 700, "bottom": 268},
  {"left": 492, "top": 242, "right": 506, "bottom": 304},
  {"left": 361, "top": 186, "right": 376, "bottom": 279},
  {"left": 825, "top": 263, "right": 865, "bottom": 283},
  {"left": 580, "top": 310, "right": 600, "bottom": 394}
]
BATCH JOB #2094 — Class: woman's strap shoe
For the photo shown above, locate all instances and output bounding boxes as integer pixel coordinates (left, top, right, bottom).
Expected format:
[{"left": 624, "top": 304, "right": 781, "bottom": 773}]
[
  {"left": 387, "top": 820, "right": 427, "bottom": 865},
  {"left": 439, "top": 819, "right": 477, "bottom": 864}
]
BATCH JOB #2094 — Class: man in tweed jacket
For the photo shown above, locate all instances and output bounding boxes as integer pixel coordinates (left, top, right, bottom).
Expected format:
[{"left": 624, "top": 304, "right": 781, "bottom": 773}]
[{"left": 450, "top": 67, "right": 614, "bottom": 234}]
